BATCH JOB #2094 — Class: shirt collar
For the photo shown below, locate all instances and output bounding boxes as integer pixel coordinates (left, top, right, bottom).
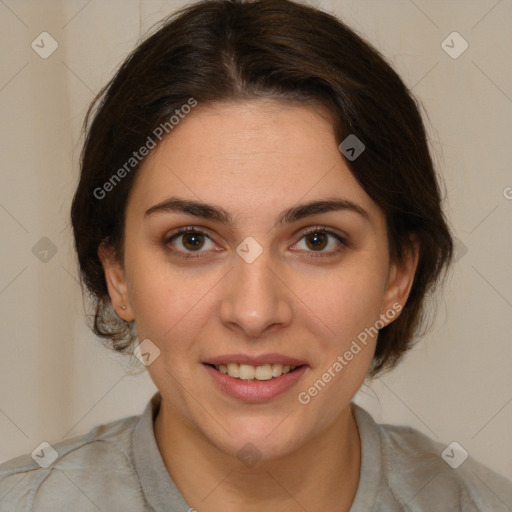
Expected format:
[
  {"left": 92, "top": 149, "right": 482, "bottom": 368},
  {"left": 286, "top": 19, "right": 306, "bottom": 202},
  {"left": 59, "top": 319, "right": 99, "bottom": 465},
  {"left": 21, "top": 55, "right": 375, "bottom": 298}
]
[
  {"left": 132, "top": 391, "right": 191, "bottom": 511},
  {"left": 349, "top": 402, "right": 382, "bottom": 511}
]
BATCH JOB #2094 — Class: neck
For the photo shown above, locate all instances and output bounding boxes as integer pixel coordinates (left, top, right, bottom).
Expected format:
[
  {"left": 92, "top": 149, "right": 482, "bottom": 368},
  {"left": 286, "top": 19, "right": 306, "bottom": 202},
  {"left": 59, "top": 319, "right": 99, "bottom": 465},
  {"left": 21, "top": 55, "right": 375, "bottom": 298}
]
[{"left": 154, "top": 400, "right": 361, "bottom": 512}]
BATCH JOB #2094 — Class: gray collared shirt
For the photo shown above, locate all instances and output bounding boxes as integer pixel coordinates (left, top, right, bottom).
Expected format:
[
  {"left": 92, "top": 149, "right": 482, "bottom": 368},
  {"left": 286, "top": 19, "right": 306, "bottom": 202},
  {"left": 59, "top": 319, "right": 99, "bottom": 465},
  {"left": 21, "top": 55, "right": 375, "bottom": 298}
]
[{"left": 1, "top": 391, "right": 511, "bottom": 511}]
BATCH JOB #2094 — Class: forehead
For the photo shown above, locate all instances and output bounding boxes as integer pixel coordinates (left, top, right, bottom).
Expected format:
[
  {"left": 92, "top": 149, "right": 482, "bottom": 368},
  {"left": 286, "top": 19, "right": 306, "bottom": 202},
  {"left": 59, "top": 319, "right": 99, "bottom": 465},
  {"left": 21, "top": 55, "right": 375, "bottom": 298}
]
[{"left": 127, "top": 100, "right": 383, "bottom": 227}]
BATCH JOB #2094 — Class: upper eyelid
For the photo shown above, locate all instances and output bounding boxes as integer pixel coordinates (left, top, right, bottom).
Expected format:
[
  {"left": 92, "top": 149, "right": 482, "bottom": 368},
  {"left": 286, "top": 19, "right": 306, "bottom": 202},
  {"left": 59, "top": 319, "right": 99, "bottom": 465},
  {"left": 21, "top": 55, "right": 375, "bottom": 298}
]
[{"left": 166, "top": 225, "right": 216, "bottom": 241}]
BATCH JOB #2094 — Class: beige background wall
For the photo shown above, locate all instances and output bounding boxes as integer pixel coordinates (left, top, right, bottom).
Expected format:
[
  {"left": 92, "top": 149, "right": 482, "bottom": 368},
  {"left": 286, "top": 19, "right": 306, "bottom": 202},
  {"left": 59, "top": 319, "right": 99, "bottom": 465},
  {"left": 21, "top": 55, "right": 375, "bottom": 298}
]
[{"left": 0, "top": 0, "right": 511, "bottom": 482}]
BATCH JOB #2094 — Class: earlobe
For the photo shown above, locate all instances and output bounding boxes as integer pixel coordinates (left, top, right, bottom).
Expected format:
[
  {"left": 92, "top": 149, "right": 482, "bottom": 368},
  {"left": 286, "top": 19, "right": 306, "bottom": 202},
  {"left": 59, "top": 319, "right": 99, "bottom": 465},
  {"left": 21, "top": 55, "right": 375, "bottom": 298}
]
[
  {"left": 380, "top": 237, "right": 419, "bottom": 325},
  {"left": 97, "top": 242, "right": 135, "bottom": 321}
]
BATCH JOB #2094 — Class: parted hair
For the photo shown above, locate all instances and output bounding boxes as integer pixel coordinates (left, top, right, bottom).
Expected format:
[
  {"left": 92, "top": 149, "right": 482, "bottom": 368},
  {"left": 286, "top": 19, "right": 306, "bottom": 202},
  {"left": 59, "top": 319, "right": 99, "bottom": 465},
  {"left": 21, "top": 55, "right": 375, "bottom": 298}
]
[{"left": 71, "top": 0, "right": 454, "bottom": 377}]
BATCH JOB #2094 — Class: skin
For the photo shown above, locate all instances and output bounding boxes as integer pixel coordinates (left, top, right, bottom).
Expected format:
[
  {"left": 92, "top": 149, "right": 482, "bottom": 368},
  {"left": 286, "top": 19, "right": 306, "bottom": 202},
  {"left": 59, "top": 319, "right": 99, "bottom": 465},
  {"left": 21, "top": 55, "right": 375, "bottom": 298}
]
[{"left": 99, "top": 99, "right": 419, "bottom": 512}]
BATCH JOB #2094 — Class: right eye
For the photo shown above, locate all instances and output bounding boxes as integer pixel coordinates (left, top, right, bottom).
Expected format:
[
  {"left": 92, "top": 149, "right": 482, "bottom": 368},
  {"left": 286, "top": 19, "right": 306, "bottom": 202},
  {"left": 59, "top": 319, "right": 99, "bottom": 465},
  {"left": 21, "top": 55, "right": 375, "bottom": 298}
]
[{"left": 165, "top": 227, "right": 219, "bottom": 259}]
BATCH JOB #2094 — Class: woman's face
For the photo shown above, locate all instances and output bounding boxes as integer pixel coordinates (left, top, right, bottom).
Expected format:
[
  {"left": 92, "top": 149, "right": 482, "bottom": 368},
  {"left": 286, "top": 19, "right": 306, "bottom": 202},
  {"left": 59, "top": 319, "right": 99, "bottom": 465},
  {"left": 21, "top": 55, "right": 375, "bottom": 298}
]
[{"left": 101, "top": 100, "right": 417, "bottom": 462}]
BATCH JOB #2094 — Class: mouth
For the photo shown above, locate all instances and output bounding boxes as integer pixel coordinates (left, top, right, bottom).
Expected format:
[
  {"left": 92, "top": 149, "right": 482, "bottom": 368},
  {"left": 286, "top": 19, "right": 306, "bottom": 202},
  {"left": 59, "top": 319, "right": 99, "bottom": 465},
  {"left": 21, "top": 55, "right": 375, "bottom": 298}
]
[
  {"left": 204, "top": 362, "right": 305, "bottom": 381},
  {"left": 202, "top": 361, "right": 309, "bottom": 403}
]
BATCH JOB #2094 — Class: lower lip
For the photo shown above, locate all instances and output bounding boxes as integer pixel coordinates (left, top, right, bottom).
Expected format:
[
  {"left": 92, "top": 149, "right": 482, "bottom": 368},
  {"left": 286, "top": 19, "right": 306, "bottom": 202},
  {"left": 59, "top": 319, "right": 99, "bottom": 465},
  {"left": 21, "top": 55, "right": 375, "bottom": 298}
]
[{"left": 203, "top": 364, "right": 308, "bottom": 403}]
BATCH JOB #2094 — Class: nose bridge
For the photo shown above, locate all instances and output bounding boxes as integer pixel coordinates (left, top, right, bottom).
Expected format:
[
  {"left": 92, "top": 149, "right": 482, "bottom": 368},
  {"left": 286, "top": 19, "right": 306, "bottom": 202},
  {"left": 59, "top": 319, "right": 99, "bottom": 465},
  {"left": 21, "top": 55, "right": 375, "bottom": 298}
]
[{"left": 219, "top": 239, "right": 292, "bottom": 337}]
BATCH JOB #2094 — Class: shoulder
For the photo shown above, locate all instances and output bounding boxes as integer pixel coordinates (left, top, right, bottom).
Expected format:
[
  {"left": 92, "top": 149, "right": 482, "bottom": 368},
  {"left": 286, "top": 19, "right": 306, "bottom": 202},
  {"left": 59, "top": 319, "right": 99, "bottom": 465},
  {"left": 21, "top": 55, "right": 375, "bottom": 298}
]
[
  {"left": 0, "top": 414, "right": 148, "bottom": 512},
  {"left": 353, "top": 404, "right": 512, "bottom": 511}
]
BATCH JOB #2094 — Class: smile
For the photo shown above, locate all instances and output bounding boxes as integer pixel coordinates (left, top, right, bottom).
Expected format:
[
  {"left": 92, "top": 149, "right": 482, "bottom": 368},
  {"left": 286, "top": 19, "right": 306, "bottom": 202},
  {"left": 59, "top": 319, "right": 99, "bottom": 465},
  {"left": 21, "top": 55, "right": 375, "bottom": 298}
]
[{"left": 203, "top": 363, "right": 308, "bottom": 402}]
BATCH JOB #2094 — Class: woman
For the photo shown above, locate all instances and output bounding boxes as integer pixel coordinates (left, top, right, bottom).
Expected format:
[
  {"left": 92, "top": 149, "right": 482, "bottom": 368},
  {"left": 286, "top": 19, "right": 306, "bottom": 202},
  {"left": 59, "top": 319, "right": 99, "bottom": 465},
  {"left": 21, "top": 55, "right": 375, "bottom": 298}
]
[{"left": 1, "top": 0, "right": 511, "bottom": 510}]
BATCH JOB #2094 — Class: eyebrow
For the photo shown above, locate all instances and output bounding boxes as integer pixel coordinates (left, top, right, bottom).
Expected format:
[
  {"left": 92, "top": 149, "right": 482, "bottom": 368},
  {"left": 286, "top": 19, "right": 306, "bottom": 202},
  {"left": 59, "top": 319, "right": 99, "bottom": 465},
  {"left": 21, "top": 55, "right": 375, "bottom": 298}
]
[{"left": 144, "top": 196, "right": 370, "bottom": 226}]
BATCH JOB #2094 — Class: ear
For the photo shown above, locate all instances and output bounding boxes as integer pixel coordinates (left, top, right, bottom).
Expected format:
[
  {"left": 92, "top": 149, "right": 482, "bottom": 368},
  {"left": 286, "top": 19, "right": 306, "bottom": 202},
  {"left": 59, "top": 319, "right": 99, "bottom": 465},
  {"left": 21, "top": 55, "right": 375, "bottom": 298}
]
[
  {"left": 97, "top": 241, "right": 135, "bottom": 322},
  {"left": 379, "top": 235, "right": 419, "bottom": 326}
]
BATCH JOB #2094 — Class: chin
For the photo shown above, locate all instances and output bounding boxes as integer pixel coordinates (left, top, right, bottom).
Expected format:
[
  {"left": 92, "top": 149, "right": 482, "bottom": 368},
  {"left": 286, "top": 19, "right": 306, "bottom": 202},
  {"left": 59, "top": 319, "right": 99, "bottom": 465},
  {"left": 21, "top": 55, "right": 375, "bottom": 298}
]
[{"left": 205, "top": 417, "right": 305, "bottom": 465}]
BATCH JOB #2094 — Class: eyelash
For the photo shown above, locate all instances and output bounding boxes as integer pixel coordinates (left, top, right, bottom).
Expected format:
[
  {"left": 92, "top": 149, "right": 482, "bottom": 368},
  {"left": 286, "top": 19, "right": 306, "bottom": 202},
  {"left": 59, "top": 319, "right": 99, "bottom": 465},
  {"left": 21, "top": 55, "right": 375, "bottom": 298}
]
[{"left": 164, "top": 226, "right": 349, "bottom": 260}]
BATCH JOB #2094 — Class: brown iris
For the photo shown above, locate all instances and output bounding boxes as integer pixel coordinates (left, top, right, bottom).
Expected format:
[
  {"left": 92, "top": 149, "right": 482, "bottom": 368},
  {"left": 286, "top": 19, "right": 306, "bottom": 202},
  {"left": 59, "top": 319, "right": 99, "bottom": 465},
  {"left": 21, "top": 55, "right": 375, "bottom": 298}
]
[
  {"left": 182, "top": 232, "right": 205, "bottom": 251},
  {"left": 305, "top": 232, "right": 328, "bottom": 251}
]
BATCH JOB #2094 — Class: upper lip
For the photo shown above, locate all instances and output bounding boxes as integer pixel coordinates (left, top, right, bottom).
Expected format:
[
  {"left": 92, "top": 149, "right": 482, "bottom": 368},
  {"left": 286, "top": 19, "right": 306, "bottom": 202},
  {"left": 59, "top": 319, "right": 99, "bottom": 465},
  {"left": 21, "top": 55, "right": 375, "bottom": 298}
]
[{"left": 203, "top": 353, "right": 308, "bottom": 367}]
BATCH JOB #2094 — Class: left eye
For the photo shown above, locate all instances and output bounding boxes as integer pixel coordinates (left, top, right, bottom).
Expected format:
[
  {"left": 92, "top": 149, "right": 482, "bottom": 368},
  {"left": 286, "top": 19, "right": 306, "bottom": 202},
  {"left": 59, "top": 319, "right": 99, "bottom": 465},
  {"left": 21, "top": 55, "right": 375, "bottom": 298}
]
[{"left": 292, "top": 229, "right": 347, "bottom": 255}]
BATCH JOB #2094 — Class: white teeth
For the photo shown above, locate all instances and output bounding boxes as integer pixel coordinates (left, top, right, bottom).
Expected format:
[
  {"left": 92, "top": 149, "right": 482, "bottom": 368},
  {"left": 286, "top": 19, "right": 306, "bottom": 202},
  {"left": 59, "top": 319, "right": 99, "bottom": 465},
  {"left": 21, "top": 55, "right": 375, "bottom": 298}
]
[
  {"left": 271, "top": 363, "right": 283, "bottom": 377},
  {"left": 227, "top": 363, "right": 239, "bottom": 378},
  {"left": 238, "top": 364, "right": 255, "bottom": 380},
  {"left": 255, "top": 364, "right": 273, "bottom": 381},
  {"left": 213, "top": 363, "right": 298, "bottom": 380}
]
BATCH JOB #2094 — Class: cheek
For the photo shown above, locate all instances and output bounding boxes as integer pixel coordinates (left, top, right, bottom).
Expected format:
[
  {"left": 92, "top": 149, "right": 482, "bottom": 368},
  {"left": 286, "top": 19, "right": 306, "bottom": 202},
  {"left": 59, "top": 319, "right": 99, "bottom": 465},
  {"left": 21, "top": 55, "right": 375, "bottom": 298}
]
[
  {"left": 123, "top": 248, "right": 182, "bottom": 338},
  {"left": 302, "top": 254, "right": 388, "bottom": 345},
  {"left": 297, "top": 262, "right": 386, "bottom": 411},
  {"left": 125, "top": 251, "right": 218, "bottom": 353}
]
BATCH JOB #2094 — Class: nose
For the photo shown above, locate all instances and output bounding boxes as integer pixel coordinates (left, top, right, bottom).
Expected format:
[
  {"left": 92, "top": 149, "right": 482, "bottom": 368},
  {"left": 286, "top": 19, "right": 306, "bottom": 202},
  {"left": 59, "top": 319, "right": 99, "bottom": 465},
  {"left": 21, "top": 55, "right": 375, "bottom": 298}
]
[{"left": 219, "top": 243, "right": 294, "bottom": 339}]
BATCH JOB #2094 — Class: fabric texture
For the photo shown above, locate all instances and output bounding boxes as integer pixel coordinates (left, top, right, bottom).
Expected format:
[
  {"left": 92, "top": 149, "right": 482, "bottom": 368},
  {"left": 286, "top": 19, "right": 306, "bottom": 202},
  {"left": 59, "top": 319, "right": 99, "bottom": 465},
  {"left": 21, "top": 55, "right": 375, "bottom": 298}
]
[{"left": 1, "top": 391, "right": 511, "bottom": 511}]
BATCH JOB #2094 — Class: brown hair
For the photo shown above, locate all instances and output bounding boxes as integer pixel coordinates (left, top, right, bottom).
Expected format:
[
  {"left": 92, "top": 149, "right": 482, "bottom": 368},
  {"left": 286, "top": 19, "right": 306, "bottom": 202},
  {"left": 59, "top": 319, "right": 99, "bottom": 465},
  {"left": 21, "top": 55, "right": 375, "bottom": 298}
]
[{"left": 71, "top": 0, "right": 454, "bottom": 377}]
